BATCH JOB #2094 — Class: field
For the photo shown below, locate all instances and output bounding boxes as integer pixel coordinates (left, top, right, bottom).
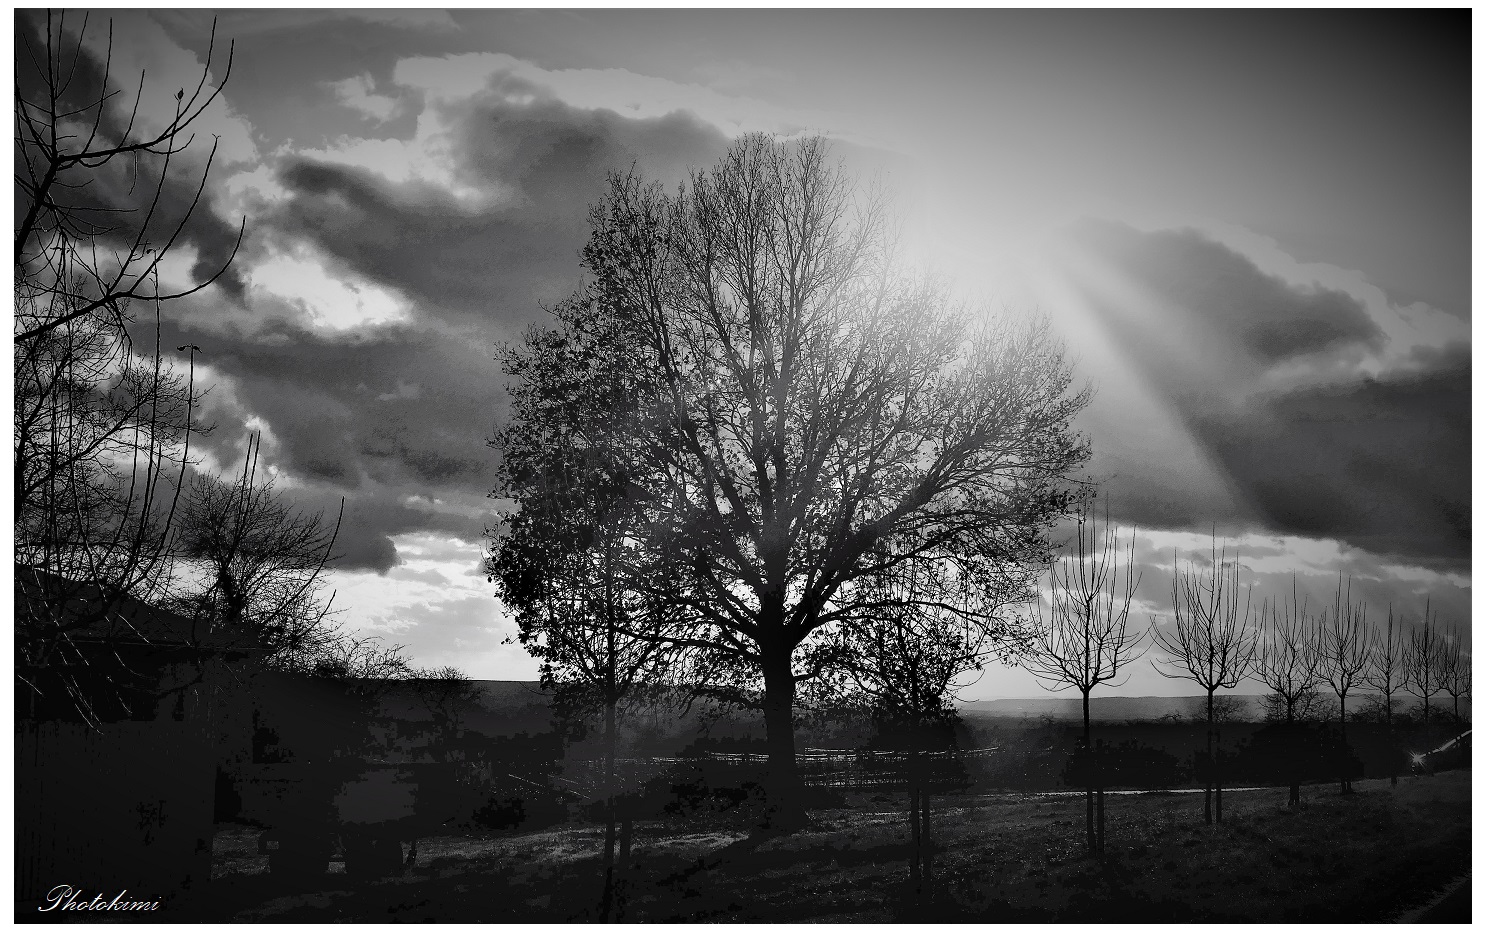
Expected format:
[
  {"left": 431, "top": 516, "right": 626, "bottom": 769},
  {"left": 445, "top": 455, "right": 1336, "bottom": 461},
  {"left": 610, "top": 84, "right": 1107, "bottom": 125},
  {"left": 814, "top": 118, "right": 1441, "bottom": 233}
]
[{"left": 188, "top": 769, "right": 1469, "bottom": 923}]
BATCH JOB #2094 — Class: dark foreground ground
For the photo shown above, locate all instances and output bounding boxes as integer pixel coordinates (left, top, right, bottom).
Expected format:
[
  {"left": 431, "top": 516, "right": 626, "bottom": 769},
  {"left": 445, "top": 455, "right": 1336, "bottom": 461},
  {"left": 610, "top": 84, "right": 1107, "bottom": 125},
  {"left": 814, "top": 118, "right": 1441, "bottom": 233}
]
[{"left": 175, "top": 770, "right": 1467, "bottom": 922}]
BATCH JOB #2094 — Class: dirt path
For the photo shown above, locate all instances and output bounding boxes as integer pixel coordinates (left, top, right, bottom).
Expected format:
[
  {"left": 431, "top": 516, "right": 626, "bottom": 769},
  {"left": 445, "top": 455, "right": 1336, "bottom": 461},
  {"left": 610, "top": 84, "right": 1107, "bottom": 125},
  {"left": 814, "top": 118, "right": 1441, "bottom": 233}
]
[{"left": 1396, "top": 872, "right": 1470, "bottom": 923}]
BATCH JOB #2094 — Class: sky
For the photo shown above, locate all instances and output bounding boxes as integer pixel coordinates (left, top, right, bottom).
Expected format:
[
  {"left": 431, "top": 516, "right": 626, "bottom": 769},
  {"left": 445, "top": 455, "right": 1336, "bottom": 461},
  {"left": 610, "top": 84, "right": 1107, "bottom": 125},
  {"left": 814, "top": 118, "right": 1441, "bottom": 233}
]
[{"left": 20, "top": 9, "right": 1470, "bottom": 699}]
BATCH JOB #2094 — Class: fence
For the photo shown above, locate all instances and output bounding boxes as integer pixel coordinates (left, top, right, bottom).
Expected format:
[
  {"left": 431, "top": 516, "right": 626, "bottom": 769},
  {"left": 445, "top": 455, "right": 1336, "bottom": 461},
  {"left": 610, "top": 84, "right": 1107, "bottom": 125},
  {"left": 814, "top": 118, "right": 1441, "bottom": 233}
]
[{"left": 554, "top": 746, "right": 1000, "bottom": 798}]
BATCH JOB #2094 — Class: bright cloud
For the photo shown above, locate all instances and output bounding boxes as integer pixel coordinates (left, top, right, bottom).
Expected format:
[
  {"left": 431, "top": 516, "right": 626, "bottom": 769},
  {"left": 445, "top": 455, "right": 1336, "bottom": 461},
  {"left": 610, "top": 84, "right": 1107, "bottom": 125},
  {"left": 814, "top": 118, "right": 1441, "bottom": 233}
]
[
  {"left": 329, "top": 73, "right": 402, "bottom": 122},
  {"left": 247, "top": 248, "right": 410, "bottom": 331}
]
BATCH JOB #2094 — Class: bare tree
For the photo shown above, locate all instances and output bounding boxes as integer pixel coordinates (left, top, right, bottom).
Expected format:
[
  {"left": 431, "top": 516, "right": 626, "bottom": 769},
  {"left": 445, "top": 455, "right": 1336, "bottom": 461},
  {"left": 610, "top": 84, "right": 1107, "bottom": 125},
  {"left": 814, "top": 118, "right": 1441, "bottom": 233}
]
[
  {"left": 1022, "top": 504, "right": 1145, "bottom": 856},
  {"left": 15, "top": 11, "right": 241, "bottom": 344},
  {"left": 14, "top": 13, "right": 239, "bottom": 722},
  {"left": 1255, "top": 579, "right": 1323, "bottom": 806},
  {"left": 497, "top": 134, "right": 1090, "bottom": 828},
  {"left": 837, "top": 556, "right": 1007, "bottom": 904},
  {"left": 1403, "top": 602, "right": 1445, "bottom": 727},
  {"left": 1319, "top": 576, "right": 1371, "bottom": 794},
  {"left": 409, "top": 666, "right": 481, "bottom": 759},
  {"left": 1439, "top": 627, "right": 1470, "bottom": 725},
  {"left": 1364, "top": 605, "right": 1407, "bottom": 785},
  {"left": 1152, "top": 538, "right": 1258, "bottom": 824},
  {"left": 171, "top": 434, "right": 344, "bottom": 670}
]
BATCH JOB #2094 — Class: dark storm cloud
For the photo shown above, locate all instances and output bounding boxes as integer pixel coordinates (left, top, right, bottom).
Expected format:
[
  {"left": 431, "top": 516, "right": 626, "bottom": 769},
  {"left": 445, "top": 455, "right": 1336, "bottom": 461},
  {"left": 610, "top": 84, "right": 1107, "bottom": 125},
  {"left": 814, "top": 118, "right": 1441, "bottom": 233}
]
[
  {"left": 271, "top": 95, "right": 726, "bottom": 325},
  {"left": 15, "top": 10, "right": 251, "bottom": 301},
  {"left": 1070, "top": 221, "right": 1384, "bottom": 367},
  {"left": 1070, "top": 222, "right": 1469, "bottom": 565},
  {"left": 1199, "top": 347, "right": 1470, "bottom": 564},
  {"left": 159, "top": 312, "right": 503, "bottom": 572},
  {"left": 158, "top": 86, "right": 729, "bottom": 570}
]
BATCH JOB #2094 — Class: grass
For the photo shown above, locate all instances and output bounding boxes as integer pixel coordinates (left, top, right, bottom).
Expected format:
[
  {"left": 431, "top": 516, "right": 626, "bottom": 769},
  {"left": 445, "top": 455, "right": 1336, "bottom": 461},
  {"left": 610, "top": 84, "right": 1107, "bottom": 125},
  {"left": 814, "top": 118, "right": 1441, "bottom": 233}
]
[{"left": 189, "top": 770, "right": 1469, "bottom": 922}]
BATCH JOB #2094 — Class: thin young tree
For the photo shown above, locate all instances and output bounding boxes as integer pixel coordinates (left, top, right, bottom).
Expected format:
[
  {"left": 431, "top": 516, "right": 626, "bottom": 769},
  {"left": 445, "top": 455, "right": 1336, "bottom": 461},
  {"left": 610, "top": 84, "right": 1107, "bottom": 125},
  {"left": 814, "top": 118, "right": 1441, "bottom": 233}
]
[
  {"left": 1319, "top": 575, "right": 1371, "bottom": 794},
  {"left": 1022, "top": 504, "right": 1144, "bottom": 856},
  {"left": 1255, "top": 579, "right": 1323, "bottom": 806},
  {"left": 491, "top": 299, "right": 672, "bottom": 920},
  {"left": 1403, "top": 602, "right": 1445, "bottom": 728},
  {"left": 1364, "top": 605, "right": 1407, "bottom": 785},
  {"left": 14, "top": 13, "right": 239, "bottom": 722},
  {"left": 838, "top": 555, "right": 1009, "bottom": 904},
  {"left": 497, "top": 134, "right": 1090, "bottom": 828},
  {"left": 1152, "top": 537, "right": 1258, "bottom": 824},
  {"left": 1439, "top": 627, "right": 1470, "bottom": 725}
]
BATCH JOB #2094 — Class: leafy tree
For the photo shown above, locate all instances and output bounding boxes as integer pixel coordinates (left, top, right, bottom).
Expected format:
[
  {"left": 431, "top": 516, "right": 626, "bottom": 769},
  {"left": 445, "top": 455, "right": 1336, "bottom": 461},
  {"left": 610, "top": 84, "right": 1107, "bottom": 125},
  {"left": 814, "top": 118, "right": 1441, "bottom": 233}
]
[
  {"left": 496, "top": 134, "right": 1090, "bottom": 828},
  {"left": 1022, "top": 503, "right": 1144, "bottom": 855},
  {"left": 491, "top": 291, "right": 672, "bottom": 916},
  {"left": 1152, "top": 538, "right": 1257, "bottom": 824}
]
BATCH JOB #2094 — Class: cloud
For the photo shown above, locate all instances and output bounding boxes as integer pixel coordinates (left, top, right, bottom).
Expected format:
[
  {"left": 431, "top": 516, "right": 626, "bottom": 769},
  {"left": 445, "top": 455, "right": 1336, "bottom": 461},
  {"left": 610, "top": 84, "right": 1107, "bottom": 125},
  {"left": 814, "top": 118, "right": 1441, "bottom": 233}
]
[
  {"left": 329, "top": 73, "right": 402, "bottom": 123},
  {"left": 393, "top": 51, "right": 833, "bottom": 138},
  {"left": 1047, "top": 221, "right": 1469, "bottom": 567},
  {"left": 15, "top": 11, "right": 253, "bottom": 302}
]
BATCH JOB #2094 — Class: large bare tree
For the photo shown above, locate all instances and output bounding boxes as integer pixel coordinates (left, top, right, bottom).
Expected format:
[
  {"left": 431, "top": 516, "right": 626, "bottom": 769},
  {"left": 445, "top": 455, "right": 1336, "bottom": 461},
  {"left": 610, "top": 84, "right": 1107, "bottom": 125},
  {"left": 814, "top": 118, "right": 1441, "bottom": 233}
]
[
  {"left": 1152, "top": 538, "right": 1257, "bottom": 824},
  {"left": 1256, "top": 579, "right": 1323, "bottom": 806},
  {"left": 1022, "top": 503, "right": 1144, "bottom": 855},
  {"left": 497, "top": 134, "right": 1090, "bottom": 827},
  {"left": 14, "top": 12, "right": 239, "bottom": 721}
]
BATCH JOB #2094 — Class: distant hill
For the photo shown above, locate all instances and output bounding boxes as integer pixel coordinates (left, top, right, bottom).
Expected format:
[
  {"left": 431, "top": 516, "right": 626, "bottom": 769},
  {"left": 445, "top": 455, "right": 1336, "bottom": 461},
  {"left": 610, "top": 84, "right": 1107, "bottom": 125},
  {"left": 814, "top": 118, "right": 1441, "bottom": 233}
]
[{"left": 957, "top": 694, "right": 1271, "bottom": 723}]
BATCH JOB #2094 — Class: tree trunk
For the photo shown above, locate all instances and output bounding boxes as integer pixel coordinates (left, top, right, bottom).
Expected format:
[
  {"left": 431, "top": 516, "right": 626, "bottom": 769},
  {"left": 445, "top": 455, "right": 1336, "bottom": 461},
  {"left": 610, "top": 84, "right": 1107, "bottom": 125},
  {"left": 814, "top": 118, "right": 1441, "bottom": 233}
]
[
  {"left": 761, "top": 649, "right": 806, "bottom": 831},
  {"left": 1286, "top": 709, "right": 1301, "bottom": 807},
  {"left": 1215, "top": 734, "right": 1223, "bottom": 824},
  {"left": 920, "top": 786, "right": 932, "bottom": 898},
  {"left": 1386, "top": 698, "right": 1397, "bottom": 787},
  {"left": 1095, "top": 740, "right": 1106, "bottom": 855},
  {"left": 1339, "top": 695, "right": 1351, "bottom": 794},
  {"left": 599, "top": 698, "right": 617, "bottom": 922},
  {"left": 1082, "top": 692, "right": 1095, "bottom": 857},
  {"left": 1204, "top": 691, "right": 1214, "bottom": 825},
  {"left": 616, "top": 801, "right": 633, "bottom": 922},
  {"left": 908, "top": 782, "right": 922, "bottom": 901}
]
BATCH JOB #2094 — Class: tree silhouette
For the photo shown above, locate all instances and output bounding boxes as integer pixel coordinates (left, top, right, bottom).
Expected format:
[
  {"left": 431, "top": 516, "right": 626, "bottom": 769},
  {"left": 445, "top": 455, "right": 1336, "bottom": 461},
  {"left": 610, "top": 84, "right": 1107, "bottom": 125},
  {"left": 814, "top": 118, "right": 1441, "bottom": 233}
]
[
  {"left": 837, "top": 555, "right": 1006, "bottom": 902},
  {"left": 496, "top": 134, "right": 1089, "bottom": 828},
  {"left": 1403, "top": 602, "right": 1445, "bottom": 727},
  {"left": 1438, "top": 627, "right": 1470, "bottom": 725},
  {"left": 492, "top": 294, "right": 672, "bottom": 916},
  {"left": 1364, "top": 605, "right": 1410, "bottom": 785},
  {"left": 1022, "top": 503, "right": 1144, "bottom": 855},
  {"left": 172, "top": 433, "right": 343, "bottom": 671},
  {"left": 1319, "top": 576, "right": 1370, "bottom": 794},
  {"left": 14, "top": 12, "right": 239, "bottom": 722},
  {"left": 1152, "top": 538, "right": 1257, "bottom": 824}
]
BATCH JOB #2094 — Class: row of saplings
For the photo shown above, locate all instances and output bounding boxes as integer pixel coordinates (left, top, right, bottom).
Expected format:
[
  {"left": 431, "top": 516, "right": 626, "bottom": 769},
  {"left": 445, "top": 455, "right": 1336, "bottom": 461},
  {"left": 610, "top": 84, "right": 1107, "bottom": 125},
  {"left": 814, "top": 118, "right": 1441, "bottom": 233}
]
[{"left": 1061, "top": 715, "right": 1465, "bottom": 857}]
